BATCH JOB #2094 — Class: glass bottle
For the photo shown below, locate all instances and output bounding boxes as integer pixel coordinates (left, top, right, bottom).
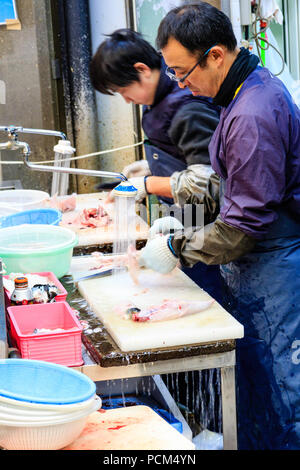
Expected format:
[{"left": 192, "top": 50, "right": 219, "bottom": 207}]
[{"left": 10, "top": 277, "right": 34, "bottom": 306}]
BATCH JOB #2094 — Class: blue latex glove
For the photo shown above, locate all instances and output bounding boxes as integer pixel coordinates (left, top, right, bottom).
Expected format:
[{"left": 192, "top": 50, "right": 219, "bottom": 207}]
[
  {"left": 139, "top": 234, "right": 178, "bottom": 274},
  {"left": 149, "top": 216, "right": 184, "bottom": 238}
]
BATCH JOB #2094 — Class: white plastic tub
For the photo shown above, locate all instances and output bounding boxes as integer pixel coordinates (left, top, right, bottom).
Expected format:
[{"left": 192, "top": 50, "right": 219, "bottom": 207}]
[
  {"left": 0, "top": 396, "right": 101, "bottom": 450},
  {"left": 0, "top": 416, "right": 87, "bottom": 450},
  {"left": 0, "top": 204, "right": 19, "bottom": 217},
  {"left": 0, "top": 395, "right": 101, "bottom": 419},
  {"left": 0, "top": 190, "right": 49, "bottom": 211}
]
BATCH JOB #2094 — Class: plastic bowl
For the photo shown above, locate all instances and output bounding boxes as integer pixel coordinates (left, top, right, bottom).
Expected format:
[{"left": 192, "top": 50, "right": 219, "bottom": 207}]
[
  {"left": 0, "top": 395, "right": 101, "bottom": 419},
  {"left": 0, "top": 209, "right": 62, "bottom": 228},
  {"left": 0, "top": 190, "right": 50, "bottom": 211},
  {"left": 0, "top": 396, "right": 101, "bottom": 424},
  {"left": 0, "top": 359, "right": 96, "bottom": 405},
  {"left": 0, "top": 224, "right": 78, "bottom": 278},
  {"left": 0, "top": 395, "right": 101, "bottom": 451},
  {"left": 0, "top": 203, "right": 20, "bottom": 217},
  {"left": 0, "top": 416, "right": 87, "bottom": 450}
]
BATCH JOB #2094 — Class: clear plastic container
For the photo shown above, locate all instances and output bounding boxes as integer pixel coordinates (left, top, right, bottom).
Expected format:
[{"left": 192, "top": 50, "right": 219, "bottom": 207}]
[
  {"left": 0, "top": 190, "right": 50, "bottom": 211},
  {"left": 0, "top": 224, "right": 78, "bottom": 278}
]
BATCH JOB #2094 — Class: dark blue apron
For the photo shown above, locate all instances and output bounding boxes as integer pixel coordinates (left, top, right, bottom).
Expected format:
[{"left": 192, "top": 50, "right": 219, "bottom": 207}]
[
  {"left": 144, "top": 142, "right": 187, "bottom": 205},
  {"left": 144, "top": 141, "right": 223, "bottom": 304},
  {"left": 220, "top": 180, "right": 300, "bottom": 449}
]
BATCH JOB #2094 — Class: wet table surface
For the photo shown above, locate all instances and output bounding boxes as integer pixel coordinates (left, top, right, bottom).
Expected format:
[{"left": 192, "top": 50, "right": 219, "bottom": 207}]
[{"left": 61, "top": 274, "right": 236, "bottom": 369}]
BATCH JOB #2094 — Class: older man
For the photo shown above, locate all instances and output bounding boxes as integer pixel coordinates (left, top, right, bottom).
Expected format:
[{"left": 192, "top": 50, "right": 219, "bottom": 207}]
[{"left": 139, "top": 2, "right": 300, "bottom": 450}]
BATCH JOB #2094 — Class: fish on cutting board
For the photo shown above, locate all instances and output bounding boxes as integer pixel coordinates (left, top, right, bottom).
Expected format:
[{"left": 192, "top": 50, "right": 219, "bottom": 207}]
[
  {"left": 63, "top": 205, "right": 112, "bottom": 229},
  {"left": 90, "top": 252, "right": 128, "bottom": 268},
  {"left": 43, "top": 193, "right": 77, "bottom": 212},
  {"left": 117, "top": 298, "right": 214, "bottom": 322}
]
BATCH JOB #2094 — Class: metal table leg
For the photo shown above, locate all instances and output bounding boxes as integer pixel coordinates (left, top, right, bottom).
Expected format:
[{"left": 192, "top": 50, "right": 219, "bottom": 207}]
[{"left": 221, "top": 361, "right": 238, "bottom": 450}]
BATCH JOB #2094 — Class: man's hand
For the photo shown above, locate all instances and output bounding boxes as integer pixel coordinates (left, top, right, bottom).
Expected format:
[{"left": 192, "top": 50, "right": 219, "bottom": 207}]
[{"left": 139, "top": 234, "right": 178, "bottom": 274}]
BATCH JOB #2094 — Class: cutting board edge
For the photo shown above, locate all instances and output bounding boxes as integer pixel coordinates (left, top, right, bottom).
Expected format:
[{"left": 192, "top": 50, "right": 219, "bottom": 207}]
[{"left": 112, "top": 325, "right": 244, "bottom": 352}]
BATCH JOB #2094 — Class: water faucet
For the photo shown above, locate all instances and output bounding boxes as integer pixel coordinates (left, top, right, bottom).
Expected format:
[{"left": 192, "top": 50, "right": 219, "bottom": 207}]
[{"left": 0, "top": 126, "right": 127, "bottom": 181}]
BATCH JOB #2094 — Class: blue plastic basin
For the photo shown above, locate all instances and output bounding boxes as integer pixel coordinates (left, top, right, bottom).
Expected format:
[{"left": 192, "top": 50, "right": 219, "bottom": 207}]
[
  {"left": 0, "top": 359, "right": 96, "bottom": 405},
  {"left": 0, "top": 208, "right": 62, "bottom": 228}
]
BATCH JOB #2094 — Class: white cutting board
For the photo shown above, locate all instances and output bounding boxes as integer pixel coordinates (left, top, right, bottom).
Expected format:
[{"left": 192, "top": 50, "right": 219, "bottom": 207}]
[
  {"left": 63, "top": 406, "right": 195, "bottom": 450},
  {"left": 77, "top": 267, "right": 244, "bottom": 352},
  {"left": 60, "top": 192, "right": 149, "bottom": 246}
]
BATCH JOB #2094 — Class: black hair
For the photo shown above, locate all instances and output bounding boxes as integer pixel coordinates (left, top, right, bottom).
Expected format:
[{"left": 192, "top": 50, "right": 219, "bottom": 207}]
[
  {"left": 156, "top": 2, "right": 237, "bottom": 65},
  {"left": 89, "top": 29, "right": 161, "bottom": 95}
]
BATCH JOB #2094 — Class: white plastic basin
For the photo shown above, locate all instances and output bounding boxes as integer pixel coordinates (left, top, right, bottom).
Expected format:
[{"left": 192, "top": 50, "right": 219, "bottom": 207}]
[
  {"left": 0, "top": 396, "right": 101, "bottom": 450},
  {"left": 0, "top": 190, "right": 49, "bottom": 211}
]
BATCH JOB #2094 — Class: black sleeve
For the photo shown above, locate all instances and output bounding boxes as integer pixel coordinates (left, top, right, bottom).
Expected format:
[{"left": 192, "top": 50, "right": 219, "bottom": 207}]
[{"left": 168, "top": 101, "right": 220, "bottom": 166}]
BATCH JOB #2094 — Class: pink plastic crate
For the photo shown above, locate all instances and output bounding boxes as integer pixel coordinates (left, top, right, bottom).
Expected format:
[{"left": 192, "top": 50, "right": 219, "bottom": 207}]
[
  {"left": 7, "top": 302, "right": 83, "bottom": 367},
  {"left": 4, "top": 271, "right": 68, "bottom": 307}
]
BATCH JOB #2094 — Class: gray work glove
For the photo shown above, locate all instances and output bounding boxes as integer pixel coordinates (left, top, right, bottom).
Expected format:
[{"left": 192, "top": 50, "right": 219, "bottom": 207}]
[
  {"left": 139, "top": 234, "right": 178, "bottom": 274},
  {"left": 122, "top": 160, "right": 151, "bottom": 178},
  {"left": 149, "top": 216, "right": 184, "bottom": 238},
  {"left": 128, "top": 176, "right": 147, "bottom": 202}
]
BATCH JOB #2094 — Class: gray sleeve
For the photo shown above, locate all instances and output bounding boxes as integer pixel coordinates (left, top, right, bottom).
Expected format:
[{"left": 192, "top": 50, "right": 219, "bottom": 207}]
[
  {"left": 168, "top": 101, "right": 220, "bottom": 166},
  {"left": 172, "top": 216, "right": 256, "bottom": 267},
  {"left": 170, "top": 164, "right": 215, "bottom": 207}
]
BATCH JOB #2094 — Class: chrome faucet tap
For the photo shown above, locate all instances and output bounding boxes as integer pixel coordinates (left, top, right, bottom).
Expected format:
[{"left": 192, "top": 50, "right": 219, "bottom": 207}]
[{"left": 0, "top": 126, "right": 127, "bottom": 182}]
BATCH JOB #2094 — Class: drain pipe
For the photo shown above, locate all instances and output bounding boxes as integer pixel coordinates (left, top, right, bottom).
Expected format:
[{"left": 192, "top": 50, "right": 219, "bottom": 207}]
[
  {"left": 57, "top": 0, "right": 99, "bottom": 193},
  {"left": 230, "top": 0, "right": 243, "bottom": 45}
]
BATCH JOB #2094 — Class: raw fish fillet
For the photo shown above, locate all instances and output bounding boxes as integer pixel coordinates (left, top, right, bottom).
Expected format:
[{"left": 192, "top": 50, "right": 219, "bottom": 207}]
[
  {"left": 44, "top": 193, "right": 77, "bottom": 212},
  {"left": 90, "top": 252, "right": 128, "bottom": 269},
  {"left": 90, "top": 247, "right": 140, "bottom": 285},
  {"left": 63, "top": 205, "right": 112, "bottom": 229},
  {"left": 131, "top": 299, "right": 214, "bottom": 322}
]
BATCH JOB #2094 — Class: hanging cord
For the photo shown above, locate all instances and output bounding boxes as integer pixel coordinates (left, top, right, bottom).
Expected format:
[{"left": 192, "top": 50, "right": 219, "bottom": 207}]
[
  {"left": 251, "top": 0, "right": 285, "bottom": 76},
  {"left": 0, "top": 140, "right": 144, "bottom": 165}
]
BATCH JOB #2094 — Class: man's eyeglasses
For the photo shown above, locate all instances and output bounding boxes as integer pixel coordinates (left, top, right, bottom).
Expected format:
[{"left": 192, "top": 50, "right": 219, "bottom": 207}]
[{"left": 165, "top": 45, "right": 217, "bottom": 83}]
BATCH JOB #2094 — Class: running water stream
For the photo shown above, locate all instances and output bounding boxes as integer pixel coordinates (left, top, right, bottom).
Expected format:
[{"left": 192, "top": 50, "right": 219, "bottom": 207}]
[
  {"left": 162, "top": 370, "right": 222, "bottom": 435},
  {"left": 112, "top": 184, "right": 137, "bottom": 275},
  {"left": 113, "top": 195, "right": 136, "bottom": 256}
]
